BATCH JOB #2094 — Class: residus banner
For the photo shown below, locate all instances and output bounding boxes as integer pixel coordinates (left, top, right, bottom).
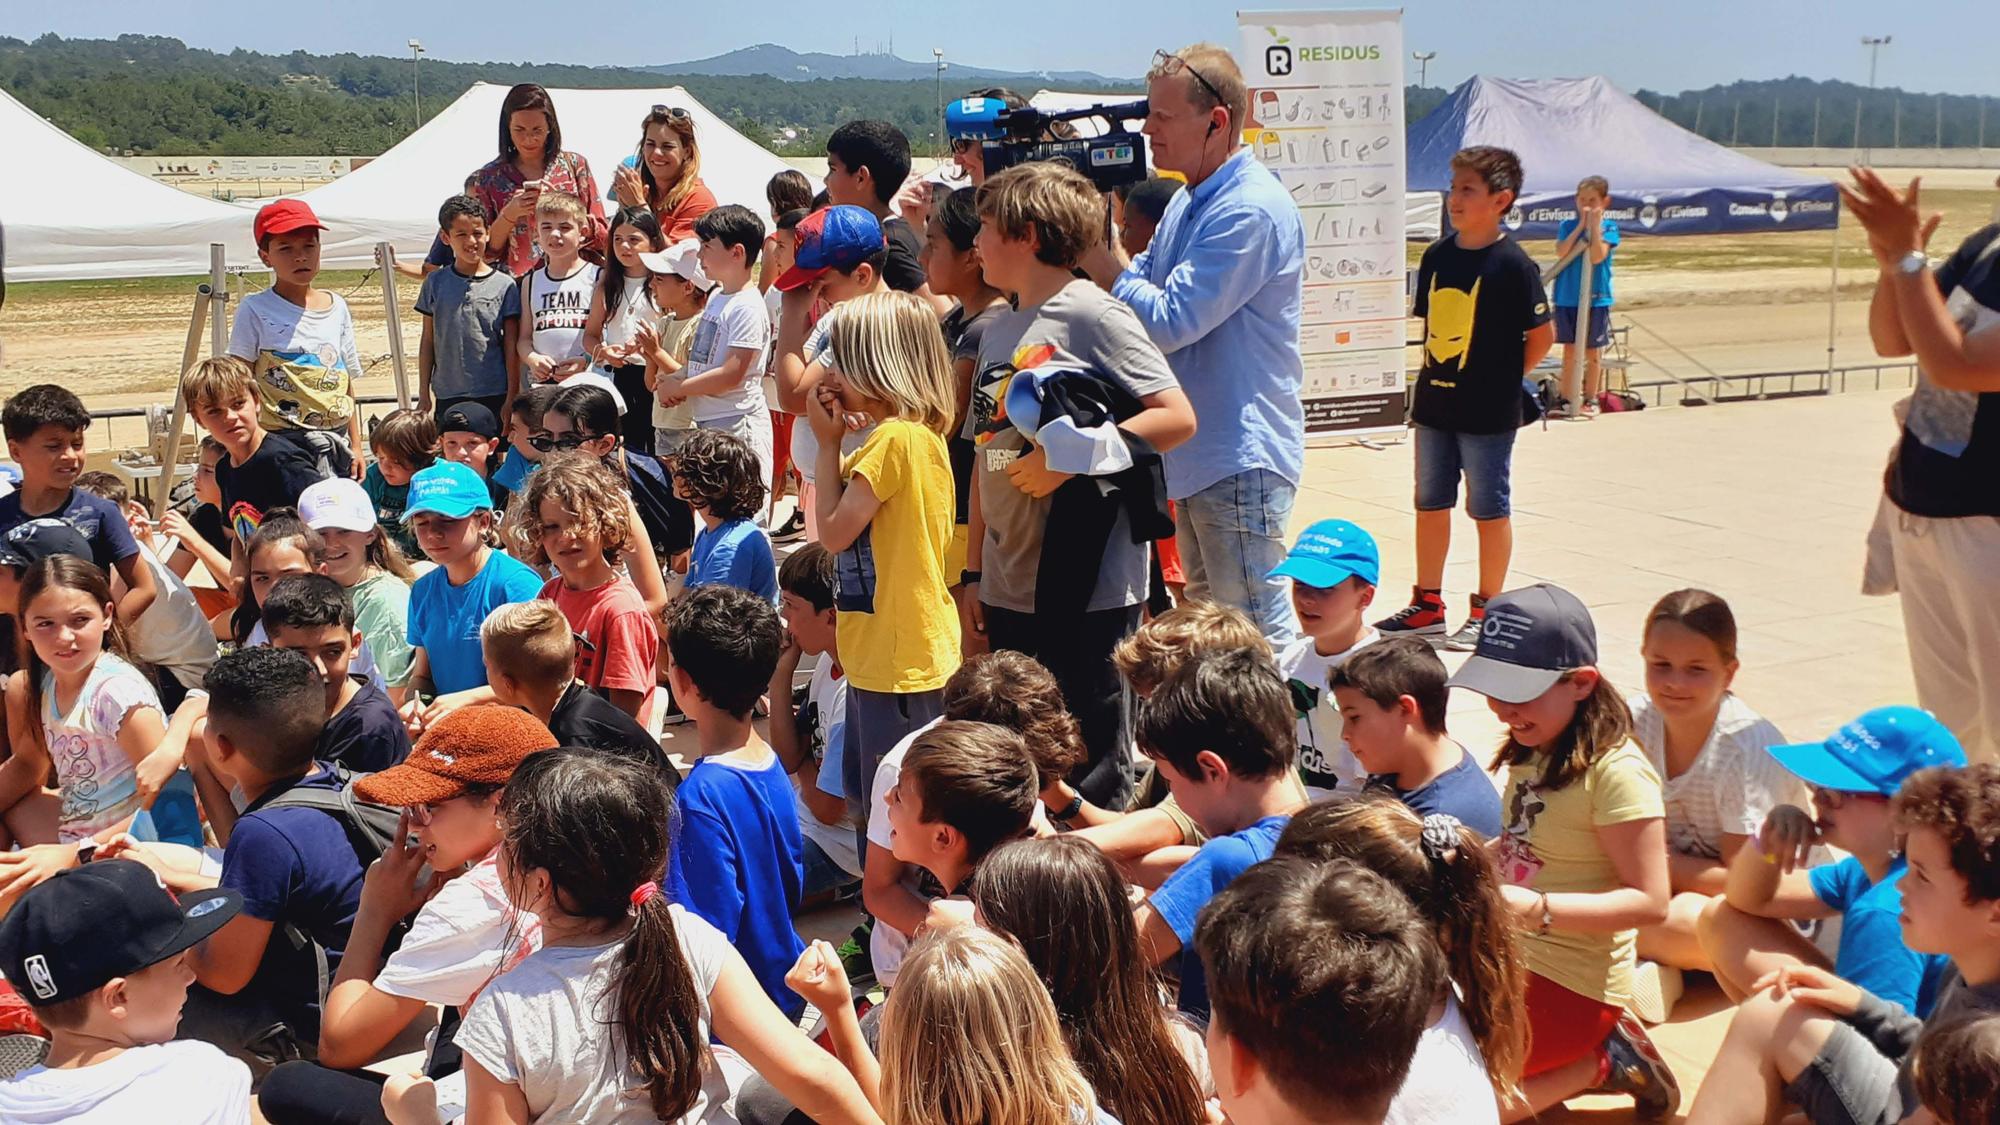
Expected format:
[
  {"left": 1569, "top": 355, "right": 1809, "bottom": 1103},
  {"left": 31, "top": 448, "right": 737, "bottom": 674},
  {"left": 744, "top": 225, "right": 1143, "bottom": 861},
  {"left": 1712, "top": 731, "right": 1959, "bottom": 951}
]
[{"left": 1239, "top": 8, "right": 1409, "bottom": 444}]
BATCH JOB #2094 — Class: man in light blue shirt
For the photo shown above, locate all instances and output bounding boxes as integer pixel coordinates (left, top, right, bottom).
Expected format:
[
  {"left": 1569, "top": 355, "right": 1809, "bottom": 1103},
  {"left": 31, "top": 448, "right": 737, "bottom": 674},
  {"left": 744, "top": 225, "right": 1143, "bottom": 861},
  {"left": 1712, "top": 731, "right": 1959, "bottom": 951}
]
[{"left": 1103, "top": 43, "right": 1306, "bottom": 647}]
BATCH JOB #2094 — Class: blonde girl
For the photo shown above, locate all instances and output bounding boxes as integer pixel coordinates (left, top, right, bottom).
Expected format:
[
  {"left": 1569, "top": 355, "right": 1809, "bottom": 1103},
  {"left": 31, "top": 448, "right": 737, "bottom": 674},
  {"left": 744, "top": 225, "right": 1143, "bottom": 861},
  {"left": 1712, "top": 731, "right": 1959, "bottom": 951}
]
[
  {"left": 790, "top": 924, "right": 1110, "bottom": 1125},
  {"left": 810, "top": 291, "right": 961, "bottom": 812}
]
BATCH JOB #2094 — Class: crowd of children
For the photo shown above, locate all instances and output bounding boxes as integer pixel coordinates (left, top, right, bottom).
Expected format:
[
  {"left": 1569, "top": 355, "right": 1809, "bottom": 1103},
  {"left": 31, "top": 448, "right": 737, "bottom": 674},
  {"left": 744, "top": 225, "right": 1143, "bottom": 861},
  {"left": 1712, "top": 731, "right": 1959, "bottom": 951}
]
[{"left": 0, "top": 92, "right": 1996, "bottom": 1125}]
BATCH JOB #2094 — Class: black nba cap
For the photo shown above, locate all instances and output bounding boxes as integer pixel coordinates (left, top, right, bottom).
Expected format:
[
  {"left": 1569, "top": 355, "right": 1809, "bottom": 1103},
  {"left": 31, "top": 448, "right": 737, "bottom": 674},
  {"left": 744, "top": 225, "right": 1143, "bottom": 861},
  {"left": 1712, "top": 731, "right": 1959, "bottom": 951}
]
[
  {"left": 0, "top": 859, "right": 240, "bottom": 1005},
  {"left": 1446, "top": 583, "right": 1598, "bottom": 704}
]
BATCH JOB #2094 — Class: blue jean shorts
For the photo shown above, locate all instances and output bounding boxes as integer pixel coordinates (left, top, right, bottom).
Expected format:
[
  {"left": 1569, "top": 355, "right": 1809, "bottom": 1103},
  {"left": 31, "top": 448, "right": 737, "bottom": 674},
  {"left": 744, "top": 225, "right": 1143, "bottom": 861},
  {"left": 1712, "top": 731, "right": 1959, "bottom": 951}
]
[{"left": 1414, "top": 424, "right": 1516, "bottom": 520}]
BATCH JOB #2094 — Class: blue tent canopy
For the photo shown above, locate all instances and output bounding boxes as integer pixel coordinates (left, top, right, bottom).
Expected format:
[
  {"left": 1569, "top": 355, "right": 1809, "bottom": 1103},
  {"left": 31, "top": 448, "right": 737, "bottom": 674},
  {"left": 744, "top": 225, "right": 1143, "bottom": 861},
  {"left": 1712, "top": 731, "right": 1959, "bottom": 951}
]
[{"left": 1408, "top": 76, "right": 1839, "bottom": 237}]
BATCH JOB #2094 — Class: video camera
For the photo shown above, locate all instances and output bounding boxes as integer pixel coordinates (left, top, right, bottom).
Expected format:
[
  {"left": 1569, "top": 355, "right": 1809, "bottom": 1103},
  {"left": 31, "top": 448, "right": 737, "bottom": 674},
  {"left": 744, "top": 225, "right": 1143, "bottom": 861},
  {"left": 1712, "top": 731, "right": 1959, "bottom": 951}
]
[{"left": 945, "top": 97, "right": 1151, "bottom": 193}]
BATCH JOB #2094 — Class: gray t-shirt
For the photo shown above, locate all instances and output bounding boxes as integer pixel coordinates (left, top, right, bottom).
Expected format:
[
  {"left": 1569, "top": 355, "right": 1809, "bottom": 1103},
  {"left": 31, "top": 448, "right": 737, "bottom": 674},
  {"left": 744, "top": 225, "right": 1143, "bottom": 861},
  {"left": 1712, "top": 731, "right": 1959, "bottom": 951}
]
[
  {"left": 415, "top": 265, "right": 521, "bottom": 400},
  {"left": 970, "top": 279, "right": 1178, "bottom": 614}
]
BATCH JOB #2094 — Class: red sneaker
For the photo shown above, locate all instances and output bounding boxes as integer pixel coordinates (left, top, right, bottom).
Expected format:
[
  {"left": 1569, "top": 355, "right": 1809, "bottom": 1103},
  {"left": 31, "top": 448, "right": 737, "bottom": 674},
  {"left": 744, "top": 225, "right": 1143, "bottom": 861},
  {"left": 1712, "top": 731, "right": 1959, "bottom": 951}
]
[{"left": 1374, "top": 587, "right": 1446, "bottom": 638}]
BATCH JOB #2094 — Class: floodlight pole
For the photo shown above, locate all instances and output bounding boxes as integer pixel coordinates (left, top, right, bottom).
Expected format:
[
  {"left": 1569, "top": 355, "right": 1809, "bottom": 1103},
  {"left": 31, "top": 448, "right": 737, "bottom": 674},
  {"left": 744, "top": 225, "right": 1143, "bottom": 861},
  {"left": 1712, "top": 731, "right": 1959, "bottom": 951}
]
[
  {"left": 1412, "top": 51, "right": 1435, "bottom": 88},
  {"left": 207, "top": 244, "right": 228, "bottom": 358},
  {"left": 933, "top": 49, "right": 946, "bottom": 158},
  {"left": 409, "top": 40, "right": 425, "bottom": 129},
  {"left": 1860, "top": 36, "right": 1890, "bottom": 162}
]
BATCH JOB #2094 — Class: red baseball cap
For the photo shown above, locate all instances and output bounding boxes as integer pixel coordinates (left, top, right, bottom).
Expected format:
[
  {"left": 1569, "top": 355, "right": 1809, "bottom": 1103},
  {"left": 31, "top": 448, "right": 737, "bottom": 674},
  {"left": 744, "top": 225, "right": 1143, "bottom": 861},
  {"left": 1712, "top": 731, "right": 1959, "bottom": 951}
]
[{"left": 254, "top": 199, "right": 327, "bottom": 243}]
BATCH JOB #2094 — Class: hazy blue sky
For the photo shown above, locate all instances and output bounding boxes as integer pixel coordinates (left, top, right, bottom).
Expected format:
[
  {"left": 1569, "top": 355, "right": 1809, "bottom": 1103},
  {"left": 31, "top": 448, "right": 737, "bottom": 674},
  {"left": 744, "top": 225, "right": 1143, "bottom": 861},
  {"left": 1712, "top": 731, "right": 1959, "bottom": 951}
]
[{"left": 6, "top": 1, "right": 1998, "bottom": 96}]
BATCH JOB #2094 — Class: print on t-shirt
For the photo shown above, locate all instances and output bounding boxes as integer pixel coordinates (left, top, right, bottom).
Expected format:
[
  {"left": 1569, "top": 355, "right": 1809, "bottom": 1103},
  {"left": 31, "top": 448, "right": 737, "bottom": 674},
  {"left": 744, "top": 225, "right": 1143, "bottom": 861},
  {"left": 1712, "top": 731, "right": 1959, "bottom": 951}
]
[
  {"left": 968, "top": 342, "right": 1056, "bottom": 452},
  {"left": 1424, "top": 275, "right": 1479, "bottom": 374},
  {"left": 1496, "top": 780, "right": 1550, "bottom": 885},
  {"left": 256, "top": 347, "right": 351, "bottom": 431},
  {"left": 834, "top": 529, "right": 878, "bottom": 615}
]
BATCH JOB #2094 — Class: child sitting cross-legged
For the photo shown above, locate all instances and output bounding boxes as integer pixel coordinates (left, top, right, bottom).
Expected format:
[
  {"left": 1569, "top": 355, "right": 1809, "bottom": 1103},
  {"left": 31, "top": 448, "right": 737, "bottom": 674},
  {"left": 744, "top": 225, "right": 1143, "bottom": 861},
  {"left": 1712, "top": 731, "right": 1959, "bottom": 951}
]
[
  {"left": 0, "top": 860, "right": 250, "bottom": 1122},
  {"left": 252, "top": 704, "right": 560, "bottom": 1125},
  {"left": 1687, "top": 762, "right": 2000, "bottom": 1125},
  {"left": 399, "top": 461, "right": 544, "bottom": 714},
  {"left": 1196, "top": 856, "right": 1449, "bottom": 1125},
  {"left": 1270, "top": 517, "right": 1382, "bottom": 798},
  {"left": 662, "top": 586, "right": 809, "bottom": 1018}
]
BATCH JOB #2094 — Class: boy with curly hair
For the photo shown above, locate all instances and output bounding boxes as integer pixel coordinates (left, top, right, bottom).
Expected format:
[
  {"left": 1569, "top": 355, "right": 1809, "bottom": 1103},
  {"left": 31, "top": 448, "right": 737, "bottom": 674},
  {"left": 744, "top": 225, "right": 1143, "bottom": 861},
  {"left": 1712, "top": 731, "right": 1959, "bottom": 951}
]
[{"left": 673, "top": 427, "right": 775, "bottom": 602}]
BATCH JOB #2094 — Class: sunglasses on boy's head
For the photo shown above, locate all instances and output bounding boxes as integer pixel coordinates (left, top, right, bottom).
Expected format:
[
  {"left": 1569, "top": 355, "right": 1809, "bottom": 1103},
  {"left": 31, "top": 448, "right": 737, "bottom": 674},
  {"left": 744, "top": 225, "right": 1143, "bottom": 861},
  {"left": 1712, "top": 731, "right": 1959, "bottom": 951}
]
[
  {"left": 528, "top": 432, "right": 603, "bottom": 453},
  {"left": 1150, "top": 48, "right": 1226, "bottom": 109}
]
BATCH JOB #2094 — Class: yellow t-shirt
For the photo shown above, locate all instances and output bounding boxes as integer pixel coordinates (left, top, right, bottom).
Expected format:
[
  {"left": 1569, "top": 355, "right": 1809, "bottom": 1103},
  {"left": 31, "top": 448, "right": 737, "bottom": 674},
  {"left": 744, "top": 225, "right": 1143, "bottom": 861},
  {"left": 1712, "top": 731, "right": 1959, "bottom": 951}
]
[
  {"left": 834, "top": 419, "right": 961, "bottom": 694},
  {"left": 1494, "top": 737, "right": 1664, "bottom": 1006}
]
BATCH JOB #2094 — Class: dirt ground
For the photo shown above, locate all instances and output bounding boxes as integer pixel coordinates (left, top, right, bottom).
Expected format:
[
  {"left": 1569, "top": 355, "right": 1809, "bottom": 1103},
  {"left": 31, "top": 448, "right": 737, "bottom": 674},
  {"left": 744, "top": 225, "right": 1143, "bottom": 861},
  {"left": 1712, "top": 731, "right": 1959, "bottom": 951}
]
[{"left": 1, "top": 164, "right": 1994, "bottom": 453}]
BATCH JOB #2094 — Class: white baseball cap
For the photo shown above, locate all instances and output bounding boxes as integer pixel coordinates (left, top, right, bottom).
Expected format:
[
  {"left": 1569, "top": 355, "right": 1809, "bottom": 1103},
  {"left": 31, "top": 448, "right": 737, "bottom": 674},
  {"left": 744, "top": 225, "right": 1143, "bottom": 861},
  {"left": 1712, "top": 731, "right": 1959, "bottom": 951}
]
[
  {"left": 297, "top": 477, "right": 377, "bottom": 534},
  {"left": 638, "top": 238, "right": 713, "bottom": 292},
  {"left": 558, "top": 370, "right": 628, "bottom": 415}
]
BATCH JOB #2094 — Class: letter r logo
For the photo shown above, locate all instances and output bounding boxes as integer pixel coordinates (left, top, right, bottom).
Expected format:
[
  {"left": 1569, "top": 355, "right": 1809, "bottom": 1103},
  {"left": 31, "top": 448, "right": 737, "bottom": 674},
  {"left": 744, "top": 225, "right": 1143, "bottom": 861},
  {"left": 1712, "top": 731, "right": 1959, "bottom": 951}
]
[{"left": 1266, "top": 46, "right": 1293, "bottom": 76}]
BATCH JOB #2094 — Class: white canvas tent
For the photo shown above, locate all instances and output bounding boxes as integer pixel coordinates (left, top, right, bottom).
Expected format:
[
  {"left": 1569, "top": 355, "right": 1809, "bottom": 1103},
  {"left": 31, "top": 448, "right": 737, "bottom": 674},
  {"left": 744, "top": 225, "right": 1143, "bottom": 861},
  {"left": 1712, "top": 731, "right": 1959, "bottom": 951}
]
[
  {"left": 0, "top": 86, "right": 257, "bottom": 282},
  {"left": 300, "top": 83, "right": 809, "bottom": 269},
  {"left": 1030, "top": 89, "right": 1441, "bottom": 240}
]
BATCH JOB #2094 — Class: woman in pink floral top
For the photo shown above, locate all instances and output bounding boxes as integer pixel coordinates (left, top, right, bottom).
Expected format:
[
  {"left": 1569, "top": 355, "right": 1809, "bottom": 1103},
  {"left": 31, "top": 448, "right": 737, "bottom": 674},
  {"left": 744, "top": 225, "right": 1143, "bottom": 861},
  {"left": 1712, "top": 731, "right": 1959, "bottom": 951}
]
[{"left": 471, "top": 83, "right": 608, "bottom": 276}]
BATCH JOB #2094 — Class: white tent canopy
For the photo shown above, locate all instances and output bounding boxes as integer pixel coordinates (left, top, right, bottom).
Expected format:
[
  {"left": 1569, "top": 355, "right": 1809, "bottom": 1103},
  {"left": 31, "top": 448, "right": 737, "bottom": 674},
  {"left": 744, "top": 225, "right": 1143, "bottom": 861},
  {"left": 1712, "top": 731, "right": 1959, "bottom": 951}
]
[
  {"left": 0, "top": 87, "right": 257, "bottom": 282},
  {"left": 1030, "top": 89, "right": 1441, "bottom": 240},
  {"left": 299, "top": 83, "right": 808, "bottom": 269}
]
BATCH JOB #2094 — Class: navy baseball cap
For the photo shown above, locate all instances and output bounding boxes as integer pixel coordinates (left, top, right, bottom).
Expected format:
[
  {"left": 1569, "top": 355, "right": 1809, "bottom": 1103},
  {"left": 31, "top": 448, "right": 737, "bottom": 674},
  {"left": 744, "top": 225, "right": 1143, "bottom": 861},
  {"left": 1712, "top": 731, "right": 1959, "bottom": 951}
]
[
  {"left": 438, "top": 402, "right": 500, "bottom": 441},
  {"left": 1268, "top": 519, "right": 1380, "bottom": 588},
  {"left": 1767, "top": 706, "right": 1966, "bottom": 797},
  {"left": 0, "top": 518, "right": 93, "bottom": 570},
  {"left": 1447, "top": 583, "right": 1598, "bottom": 704},
  {"left": 403, "top": 460, "right": 493, "bottom": 522},
  {"left": 0, "top": 860, "right": 239, "bottom": 1005},
  {"left": 775, "top": 205, "right": 885, "bottom": 292}
]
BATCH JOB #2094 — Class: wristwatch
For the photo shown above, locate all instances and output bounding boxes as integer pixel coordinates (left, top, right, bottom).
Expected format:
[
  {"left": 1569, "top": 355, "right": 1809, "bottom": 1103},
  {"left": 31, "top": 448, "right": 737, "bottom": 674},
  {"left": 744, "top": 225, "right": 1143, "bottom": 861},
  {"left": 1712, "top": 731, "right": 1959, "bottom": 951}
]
[
  {"left": 1897, "top": 250, "right": 1929, "bottom": 276},
  {"left": 1049, "top": 791, "right": 1085, "bottom": 824},
  {"left": 1536, "top": 892, "right": 1554, "bottom": 936},
  {"left": 959, "top": 569, "right": 982, "bottom": 587},
  {"left": 74, "top": 839, "right": 100, "bottom": 866}
]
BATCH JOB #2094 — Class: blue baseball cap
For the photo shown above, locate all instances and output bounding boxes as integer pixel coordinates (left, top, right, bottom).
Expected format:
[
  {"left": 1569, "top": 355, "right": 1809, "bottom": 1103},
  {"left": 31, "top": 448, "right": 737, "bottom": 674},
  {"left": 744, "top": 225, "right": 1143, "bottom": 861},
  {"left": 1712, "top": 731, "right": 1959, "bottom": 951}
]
[
  {"left": 774, "top": 205, "right": 885, "bottom": 292},
  {"left": 1447, "top": 583, "right": 1598, "bottom": 704},
  {"left": 403, "top": 460, "right": 492, "bottom": 522},
  {"left": 1767, "top": 706, "right": 1966, "bottom": 797},
  {"left": 1268, "top": 519, "right": 1380, "bottom": 588}
]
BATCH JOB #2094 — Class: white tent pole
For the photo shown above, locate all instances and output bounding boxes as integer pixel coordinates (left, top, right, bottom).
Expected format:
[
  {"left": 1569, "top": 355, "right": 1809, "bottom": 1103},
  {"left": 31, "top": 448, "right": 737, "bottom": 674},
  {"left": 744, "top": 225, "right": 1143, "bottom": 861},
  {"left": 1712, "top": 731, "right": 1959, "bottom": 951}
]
[
  {"left": 206, "top": 244, "right": 228, "bottom": 357},
  {"left": 1826, "top": 213, "right": 1841, "bottom": 375},
  {"left": 1559, "top": 217, "right": 1598, "bottom": 410},
  {"left": 378, "top": 243, "right": 413, "bottom": 409}
]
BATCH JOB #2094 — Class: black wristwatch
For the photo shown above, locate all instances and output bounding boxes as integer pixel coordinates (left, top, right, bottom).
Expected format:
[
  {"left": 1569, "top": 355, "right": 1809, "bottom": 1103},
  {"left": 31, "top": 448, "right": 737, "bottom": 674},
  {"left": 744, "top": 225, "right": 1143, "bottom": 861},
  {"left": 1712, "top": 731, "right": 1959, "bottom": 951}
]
[
  {"left": 1050, "top": 791, "right": 1085, "bottom": 824},
  {"left": 959, "top": 569, "right": 982, "bottom": 587}
]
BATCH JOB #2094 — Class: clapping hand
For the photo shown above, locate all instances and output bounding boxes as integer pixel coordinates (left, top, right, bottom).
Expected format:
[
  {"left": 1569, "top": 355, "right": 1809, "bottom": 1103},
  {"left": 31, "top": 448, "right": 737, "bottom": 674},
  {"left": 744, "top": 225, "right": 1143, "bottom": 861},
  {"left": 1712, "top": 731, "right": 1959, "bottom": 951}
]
[
  {"left": 785, "top": 939, "right": 853, "bottom": 1013},
  {"left": 1840, "top": 167, "right": 1944, "bottom": 269}
]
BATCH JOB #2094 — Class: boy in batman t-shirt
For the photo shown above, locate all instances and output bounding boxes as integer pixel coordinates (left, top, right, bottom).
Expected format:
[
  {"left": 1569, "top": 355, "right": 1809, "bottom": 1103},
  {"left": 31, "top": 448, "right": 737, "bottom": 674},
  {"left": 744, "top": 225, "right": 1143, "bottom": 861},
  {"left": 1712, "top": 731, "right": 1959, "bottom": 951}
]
[{"left": 1375, "top": 145, "right": 1553, "bottom": 653}]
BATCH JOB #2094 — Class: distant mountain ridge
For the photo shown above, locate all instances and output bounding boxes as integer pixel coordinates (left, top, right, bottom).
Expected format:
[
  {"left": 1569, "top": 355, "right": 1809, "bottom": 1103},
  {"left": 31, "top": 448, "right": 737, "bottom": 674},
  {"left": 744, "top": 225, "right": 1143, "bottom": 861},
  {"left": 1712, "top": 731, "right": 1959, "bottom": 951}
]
[{"left": 645, "top": 42, "right": 1135, "bottom": 87}]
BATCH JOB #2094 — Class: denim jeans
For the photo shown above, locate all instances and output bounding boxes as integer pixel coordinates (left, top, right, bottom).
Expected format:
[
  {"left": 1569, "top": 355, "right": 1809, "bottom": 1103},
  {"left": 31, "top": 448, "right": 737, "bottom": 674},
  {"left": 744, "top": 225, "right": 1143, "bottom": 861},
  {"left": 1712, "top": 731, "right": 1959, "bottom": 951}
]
[{"left": 1175, "top": 468, "right": 1300, "bottom": 648}]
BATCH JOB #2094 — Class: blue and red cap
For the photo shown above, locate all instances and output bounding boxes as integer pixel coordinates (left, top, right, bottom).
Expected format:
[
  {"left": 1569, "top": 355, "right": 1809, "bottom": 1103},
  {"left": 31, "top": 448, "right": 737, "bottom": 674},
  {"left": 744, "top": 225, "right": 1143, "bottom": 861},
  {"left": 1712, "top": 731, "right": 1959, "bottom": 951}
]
[{"left": 775, "top": 205, "right": 885, "bottom": 292}]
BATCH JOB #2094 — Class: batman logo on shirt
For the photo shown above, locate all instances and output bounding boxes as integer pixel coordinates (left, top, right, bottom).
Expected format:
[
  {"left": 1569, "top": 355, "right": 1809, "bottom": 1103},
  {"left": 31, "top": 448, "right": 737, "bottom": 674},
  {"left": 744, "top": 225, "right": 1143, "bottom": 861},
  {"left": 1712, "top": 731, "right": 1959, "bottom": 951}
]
[{"left": 1424, "top": 275, "right": 1481, "bottom": 370}]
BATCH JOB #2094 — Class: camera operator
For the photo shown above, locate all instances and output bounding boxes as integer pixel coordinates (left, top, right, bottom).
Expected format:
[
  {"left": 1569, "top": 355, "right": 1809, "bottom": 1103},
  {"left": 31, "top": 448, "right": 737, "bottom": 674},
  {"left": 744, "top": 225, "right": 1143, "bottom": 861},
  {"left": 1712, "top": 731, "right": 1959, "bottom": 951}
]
[{"left": 1085, "top": 43, "right": 1307, "bottom": 647}]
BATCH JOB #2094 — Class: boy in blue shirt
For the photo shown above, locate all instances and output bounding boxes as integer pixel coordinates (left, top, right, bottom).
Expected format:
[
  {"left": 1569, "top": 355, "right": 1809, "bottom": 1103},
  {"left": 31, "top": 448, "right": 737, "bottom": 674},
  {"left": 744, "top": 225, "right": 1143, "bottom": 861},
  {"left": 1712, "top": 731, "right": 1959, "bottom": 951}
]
[
  {"left": 0, "top": 385, "right": 157, "bottom": 626},
  {"left": 1698, "top": 706, "right": 1965, "bottom": 1017},
  {"left": 675, "top": 427, "right": 777, "bottom": 602},
  {"left": 1552, "top": 175, "right": 1619, "bottom": 418},
  {"left": 1135, "top": 646, "right": 1306, "bottom": 1020},
  {"left": 663, "top": 586, "right": 807, "bottom": 1016},
  {"left": 162, "top": 648, "right": 369, "bottom": 1061},
  {"left": 1331, "top": 636, "right": 1503, "bottom": 839},
  {"left": 415, "top": 194, "right": 521, "bottom": 422}
]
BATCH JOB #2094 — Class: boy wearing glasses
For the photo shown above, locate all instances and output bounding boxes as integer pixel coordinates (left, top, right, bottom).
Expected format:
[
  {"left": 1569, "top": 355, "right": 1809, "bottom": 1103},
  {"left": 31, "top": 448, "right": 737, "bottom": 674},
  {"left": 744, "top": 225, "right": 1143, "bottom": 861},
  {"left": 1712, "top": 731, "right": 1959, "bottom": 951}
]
[{"left": 1697, "top": 706, "right": 1964, "bottom": 1018}]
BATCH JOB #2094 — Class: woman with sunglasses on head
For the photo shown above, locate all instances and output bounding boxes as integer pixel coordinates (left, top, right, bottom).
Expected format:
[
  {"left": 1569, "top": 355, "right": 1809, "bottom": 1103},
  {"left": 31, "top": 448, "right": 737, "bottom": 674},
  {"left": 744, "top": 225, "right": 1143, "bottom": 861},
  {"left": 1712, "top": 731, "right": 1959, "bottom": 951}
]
[
  {"left": 611, "top": 105, "right": 718, "bottom": 243},
  {"left": 255, "top": 705, "right": 560, "bottom": 1125},
  {"left": 541, "top": 382, "right": 693, "bottom": 575},
  {"left": 471, "top": 83, "right": 608, "bottom": 277}
]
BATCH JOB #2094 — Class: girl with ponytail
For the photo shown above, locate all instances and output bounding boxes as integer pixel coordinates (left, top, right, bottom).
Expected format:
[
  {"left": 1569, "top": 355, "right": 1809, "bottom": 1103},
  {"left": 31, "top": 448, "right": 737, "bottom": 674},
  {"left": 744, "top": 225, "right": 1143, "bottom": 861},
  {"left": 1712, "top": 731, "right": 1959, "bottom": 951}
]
[
  {"left": 442, "top": 748, "right": 882, "bottom": 1125},
  {"left": 1275, "top": 795, "right": 1528, "bottom": 1122}
]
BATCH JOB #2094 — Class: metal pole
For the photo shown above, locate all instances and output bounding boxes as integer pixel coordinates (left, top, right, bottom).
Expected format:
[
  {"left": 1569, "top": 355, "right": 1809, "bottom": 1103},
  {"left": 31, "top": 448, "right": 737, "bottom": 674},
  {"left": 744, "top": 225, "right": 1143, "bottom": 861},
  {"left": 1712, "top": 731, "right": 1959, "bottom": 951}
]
[
  {"left": 207, "top": 244, "right": 227, "bottom": 357},
  {"left": 377, "top": 242, "right": 413, "bottom": 409},
  {"left": 1813, "top": 97, "right": 1822, "bottom": 148},
  {"left": 1982, "top": 99, "right": 1988, "bottom": 150},
  {"left": 1731, "top": 101, "right": 1742, "bottom": 145},
  {"left": 1855, "top": 99, "right": 1864, "bottom": 159},
  {"left": 1826, "top": 216, "right": 1841, "bottom": 376},
  {"left": 162, "top": 287, "right": 213, "bottom": 493},
  {"left": 1695, "top": 98, "right": 1705, "bottom": 136},
  {"left": 1894, "top": 96, "right": 1901, "bottom": 149},
  {"left": 1936, "top": 95, "right": 1943, "bottom": 150},
  {"left": 1772, "top": 96, "right": 1781, "bottom": 148}
]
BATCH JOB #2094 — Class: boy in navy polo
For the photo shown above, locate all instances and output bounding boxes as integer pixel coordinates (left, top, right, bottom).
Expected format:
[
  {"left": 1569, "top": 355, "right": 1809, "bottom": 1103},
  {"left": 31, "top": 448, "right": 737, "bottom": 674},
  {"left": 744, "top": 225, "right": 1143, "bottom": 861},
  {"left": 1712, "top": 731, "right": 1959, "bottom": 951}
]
[{"left": 1699, "top": 706, "right": 1965, "bottom": 1017}]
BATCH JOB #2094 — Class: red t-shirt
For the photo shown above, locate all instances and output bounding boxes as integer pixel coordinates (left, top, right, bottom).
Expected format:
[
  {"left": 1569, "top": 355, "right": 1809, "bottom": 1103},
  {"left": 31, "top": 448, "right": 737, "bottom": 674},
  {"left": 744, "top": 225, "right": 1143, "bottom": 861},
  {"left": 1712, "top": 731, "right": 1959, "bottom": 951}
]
[{"left": 541, "top": 575, "right": 658, "bottom": 697}]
